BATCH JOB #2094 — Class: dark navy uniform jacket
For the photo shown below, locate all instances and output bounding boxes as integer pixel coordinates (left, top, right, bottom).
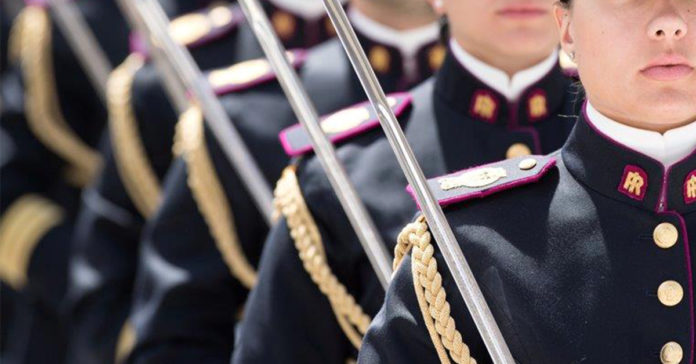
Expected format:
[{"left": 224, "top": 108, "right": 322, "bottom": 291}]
[
  {"left": 127, "top": 31, "right": 442, "bottom": 364},
  {"left": 0, "top": 1, "right": 129, "bottom": 363},
  {"left": 359, "top": 111, "right": 695, "bottom": 364},
  {"left": 65, "top": 4, "right": 262, "bottom": 363},
  {"left": 64, "top": 2, "right": 339, "bottom": 363},
  {"left": 233, "top": 50, "right": 580, "bottom": 364}
]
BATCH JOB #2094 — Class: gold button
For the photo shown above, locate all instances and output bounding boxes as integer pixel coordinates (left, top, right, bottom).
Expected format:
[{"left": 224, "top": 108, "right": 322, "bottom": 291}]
[
  {"left": 506, "top": 143, "right": 532, "bottom": 159},
  {"left": 661, "top": 341, "right": 683, "bottom": 364},
  {"left": 369, "top": 46, "right": 391, "bottom": 74},
  {"left": 428, "top": 44, "right": 446, "bottom": 71},
  {"left": 272, "top": 11, "right": 296, "bottom": 40},
  {"left": 658, "top": 281, "right": 684, "bottom": 307},
  {"left": 518, "top": 158, "right": 538, "bottom": 170},
  {"left": 654, "top": 223, "right": 679, "bottom": 249}
]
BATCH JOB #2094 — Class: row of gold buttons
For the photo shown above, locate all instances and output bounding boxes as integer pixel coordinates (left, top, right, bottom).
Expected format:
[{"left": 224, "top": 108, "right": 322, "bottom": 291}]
[{"left": 653, "top": 222, "right": 684, "bottom": 364}]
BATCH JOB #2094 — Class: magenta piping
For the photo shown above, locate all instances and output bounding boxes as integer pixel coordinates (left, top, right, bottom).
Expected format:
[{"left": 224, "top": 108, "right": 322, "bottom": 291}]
[
  {"left": 279, "top": 92, "right": 413, "bottom": 157},
  {"left": 406, "top": 157, "right": 557, "bottom": 208}
]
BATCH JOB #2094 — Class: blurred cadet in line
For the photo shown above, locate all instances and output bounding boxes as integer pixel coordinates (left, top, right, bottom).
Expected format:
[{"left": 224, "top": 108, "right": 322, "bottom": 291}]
[
  {"left": 0, "top": 0, "right": 130, "bottom": 363},
  {"left": 64, "top": 0, "right": 343, "bottom": 362}
]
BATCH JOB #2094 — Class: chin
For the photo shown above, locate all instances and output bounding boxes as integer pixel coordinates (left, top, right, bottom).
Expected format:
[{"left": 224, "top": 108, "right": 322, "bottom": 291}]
[
  {"left": 637, "top": 101, "right": 696, "bottom": 126},
  {"left": 501, "top": 33, "right": 556, "bottom": 54}
]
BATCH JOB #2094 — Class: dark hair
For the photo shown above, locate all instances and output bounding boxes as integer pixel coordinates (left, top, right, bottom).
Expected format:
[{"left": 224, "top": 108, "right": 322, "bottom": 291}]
[
  {"left": 438, "top": 16, "right": 449, "bottom": 45},
  {"left": 559, "top": 0, "right": 572, "bottom": 8}
]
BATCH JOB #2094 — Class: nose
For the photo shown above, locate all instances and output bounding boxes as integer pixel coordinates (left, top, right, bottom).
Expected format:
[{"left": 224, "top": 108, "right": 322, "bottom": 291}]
[{"left": 647, "top": 5, "right": 688, "bottom": 41}]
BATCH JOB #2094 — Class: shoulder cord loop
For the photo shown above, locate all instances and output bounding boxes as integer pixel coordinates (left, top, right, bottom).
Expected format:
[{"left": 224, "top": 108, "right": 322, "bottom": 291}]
[
  {"left": 397, "top": 216, "right": 476, "bottom": 364},
  {"left": 174, "top": 107, "right": 257, "bottom": 289},
  {"left": 274, "top": 166, "right": 371, "bottom": 349}
]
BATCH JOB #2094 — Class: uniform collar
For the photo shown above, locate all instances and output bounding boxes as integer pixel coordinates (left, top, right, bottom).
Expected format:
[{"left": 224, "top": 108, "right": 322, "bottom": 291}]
[
  {"left": 449, "top": 39, "right": 558, "bottom": 101},
  {"left": 348, "top": 7, "right": 443, "bottom": 89},
  {"left": 586, "top": 102, "right": 696, "bottom": 167},
  {"left": 434, "top": 46, "right": 569, "bottom": 127},
  {"left": 267, "top": 0, "right": 336, "bottom": 19},
  {"left": 562, "top": 104, "right": 696, "bottom": 215},
  {"left": 264, "top": 0, "right": 340, "bottom": 48}
]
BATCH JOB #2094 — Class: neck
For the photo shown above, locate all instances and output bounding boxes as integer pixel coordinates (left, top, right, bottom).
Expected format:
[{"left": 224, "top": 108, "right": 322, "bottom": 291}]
[
  {"left": 589, "top": 98, "right": 696, "bottom": 134},
  {"left": 454, "top": 37, "right": 552, "bottom": 77},
  {"left": 449, "top": 39, "right": 558, "bottom": 101},
  {"left": 350, "top": 0, "right": 436, "bottom": 31}
]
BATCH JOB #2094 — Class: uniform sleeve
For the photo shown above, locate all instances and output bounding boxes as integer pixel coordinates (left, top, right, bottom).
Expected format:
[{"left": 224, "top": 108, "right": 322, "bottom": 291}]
[
  {"left": 359, "top": 235, "right": 491, "bottom": 364},
  {"left": 65, "top": 138, "right": 143, "bottom": 364},
  {"left": 232, "top": 218, "right": 352, "bottom": 363},
  {"left": 64, "top": 55, "right": 175, "bottom": 364},
  {"left": 126, "top": 159, "right": 243, "bottom": 364},
  {"left": 358, "top": 254, "right": 441, "bottom": 363},
  {"left": 0, "top": 6, "right": 106, "bottom": 306},
  {"left": 127, "top": 100, "right": 277, "bottom": 362},
  {"left": 0, "top": 63, "right": 71, "bottom": 306}
]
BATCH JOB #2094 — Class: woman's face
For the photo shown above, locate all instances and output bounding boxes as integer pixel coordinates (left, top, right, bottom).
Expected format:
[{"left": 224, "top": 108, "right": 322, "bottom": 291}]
[
  {"left": 437, "top": 0, "right": 559, "bottom": 70},
  {"left": 557, "top": 0, "right": 696, "bottom": 130}
]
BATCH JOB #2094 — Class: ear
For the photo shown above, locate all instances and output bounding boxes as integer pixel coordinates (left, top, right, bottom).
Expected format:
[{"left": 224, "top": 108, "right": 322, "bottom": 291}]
[
  {"left": 425, "top": 0, "right": 446, "bottom": 16},
  {"left": 554, "top": 4, "right": 575, "bottom": 57}
]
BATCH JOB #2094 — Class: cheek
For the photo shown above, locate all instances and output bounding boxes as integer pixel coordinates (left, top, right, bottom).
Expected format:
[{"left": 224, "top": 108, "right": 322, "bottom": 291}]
[
  {"left": 450, "top": 2, "right": 490, "bottom": 27},
  {"left": 449, "top": 5, "right": 495, "bottom": 40},
  {"left": 575, "top": 20, "right": 629, "bottom": 84}
]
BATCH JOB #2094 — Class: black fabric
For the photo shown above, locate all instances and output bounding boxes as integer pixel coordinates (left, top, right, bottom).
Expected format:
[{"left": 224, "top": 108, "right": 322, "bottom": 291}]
[
  {"left": 233, "top": 48, "right": 579, "bottom": 363},
  {"left": 128, "top": 32, "right": 439, "bottom": 364},
  {"left": 64, "top": 4, "right": 350, "bottom": 359},
  {"left": 64, "top": 6, "right": 270, "bottom": 363},
  {"left": 359, "top": 113, "right": 696, "bottom": 363},
  {"left": 262, "top": 1, "right": 339, "bottom": 50},
  {"left": 0, "top": 1, "right": 130, "bottom": 363}
]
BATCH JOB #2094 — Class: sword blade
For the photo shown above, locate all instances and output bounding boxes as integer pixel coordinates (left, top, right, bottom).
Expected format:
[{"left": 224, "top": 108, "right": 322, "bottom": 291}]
[{"left": 319, "top": 1, "right": 516, "bottom": 362}]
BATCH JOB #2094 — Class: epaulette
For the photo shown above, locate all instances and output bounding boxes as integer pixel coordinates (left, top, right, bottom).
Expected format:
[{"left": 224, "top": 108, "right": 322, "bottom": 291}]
[
  {"left": 408, "top": 154, "right": 557, "bottom": 208},
  {"left": 129, "top": 4, "right": 244, "bottom": 56},
  {"left": 279, "top": 93, "right": 413, "bottom": 157},
  {"left": 206, "top": 49, "right": 307, "bottom": 95}
]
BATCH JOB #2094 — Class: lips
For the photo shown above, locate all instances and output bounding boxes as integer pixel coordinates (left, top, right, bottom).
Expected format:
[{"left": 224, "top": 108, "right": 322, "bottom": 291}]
[
  {"left": 641, "top": 55, "right": 694, "bottom": 81},
  {"left": 496, "top": 5, "right": 548, "bottom": 19}
]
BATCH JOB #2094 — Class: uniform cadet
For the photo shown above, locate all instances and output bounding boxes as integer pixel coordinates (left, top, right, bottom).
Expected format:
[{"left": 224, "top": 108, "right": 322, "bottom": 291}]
[
  {"left": 125, "top": 0, "right": 443, "bottom": 362},
  {"left": 360, "top": 0, "right": 696, "bottom": 363},
  {"left": 63, "top": 1, "right": 343, "bottom": 362},
  {"left": 233, "top": 0, "right": 581, "bottom": 362},
  {"left": 0, "top": 0, "right": 130, "bottom": 362}
]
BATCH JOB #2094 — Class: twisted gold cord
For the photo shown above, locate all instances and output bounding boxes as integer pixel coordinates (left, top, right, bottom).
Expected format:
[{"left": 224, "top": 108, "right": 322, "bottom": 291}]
[
  {"left": 274, "top": 167, "right": 371, "bottom": 349},
  {"left": 108, "top": 54, "right": 161, "bottom": 217},
  {"left": 175, "top": 107, "right": 257, "bottom": 289},
  {"left": 0, "top": 195, "right": 64, "bottom": 289},
  {"left": 398, "top": 216, "right": 476, "bottom": 364},
  {"left": 16, "top": 6, "right": 101, "bottom": 187}
]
